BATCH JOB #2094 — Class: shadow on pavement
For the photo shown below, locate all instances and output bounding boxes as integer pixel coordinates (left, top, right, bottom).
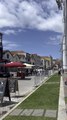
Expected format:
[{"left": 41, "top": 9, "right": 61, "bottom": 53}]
[
  {"left": 0, "top": 100, "right": 17, "bottom": 107},
  {"left": 11, "top": 95, "right": 26, "bottom": 98},
  {"left": 18, "top": 77, "right": 31, "bottom": 80}
]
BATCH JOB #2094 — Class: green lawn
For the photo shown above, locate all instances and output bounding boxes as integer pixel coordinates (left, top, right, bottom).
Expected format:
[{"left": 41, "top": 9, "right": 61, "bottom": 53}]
[
  {"left": 3, "top": 74, "right": 60, "bottom": 120},
  {"left": 18, "top": 84, "right": 59, "bottom": 109},
  {"left": 4, "top": 116, "right": 57, "bottom": 120},
  {"left": 46, "top": 73, "right": 60, "bottom": 83},
  {"left": 17, "top": 74, "right": 60, "bottom": 109}
]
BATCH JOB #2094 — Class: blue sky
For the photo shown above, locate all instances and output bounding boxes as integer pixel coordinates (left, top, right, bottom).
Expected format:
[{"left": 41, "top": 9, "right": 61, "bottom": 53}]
[{"left": 0, "top": 0, "right": 63, "bottom": 59}]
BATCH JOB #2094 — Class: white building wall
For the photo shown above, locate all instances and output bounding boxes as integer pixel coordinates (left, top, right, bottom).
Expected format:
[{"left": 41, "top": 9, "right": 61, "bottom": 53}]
[
  {"left": 13, "top": 55, "right": 20, "bottom": 62},
  {"left": 3, "top": 51, "right": 13, "bottom": 61}
]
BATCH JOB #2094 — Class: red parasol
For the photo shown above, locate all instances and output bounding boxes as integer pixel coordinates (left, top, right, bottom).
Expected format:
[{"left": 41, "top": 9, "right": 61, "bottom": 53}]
[{"left": 4, "top": 62, "right": 26, "bottom": 68}]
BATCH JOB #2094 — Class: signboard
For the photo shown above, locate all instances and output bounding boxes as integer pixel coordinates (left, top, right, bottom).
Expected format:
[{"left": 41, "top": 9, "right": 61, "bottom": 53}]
[
  {"left": 9, "top": 78, "right": 18, "bottom": 93},
  {"left": 0, "top": 78, "right": 11, "bottom": 104}
]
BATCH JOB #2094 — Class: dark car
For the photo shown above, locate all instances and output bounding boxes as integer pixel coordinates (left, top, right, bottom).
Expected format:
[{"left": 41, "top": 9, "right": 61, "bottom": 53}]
[{"left": 0, "top": 72, "right": 10, "bottom": 78}]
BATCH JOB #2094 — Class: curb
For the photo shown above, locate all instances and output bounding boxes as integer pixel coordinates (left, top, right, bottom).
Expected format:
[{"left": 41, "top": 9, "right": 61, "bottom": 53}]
[{"left": 57, "top": 76, "right": 66, "bottom": 120}]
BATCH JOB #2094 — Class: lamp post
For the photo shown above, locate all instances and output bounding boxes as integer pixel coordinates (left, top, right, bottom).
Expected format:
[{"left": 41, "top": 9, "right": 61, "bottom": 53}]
[
  {"left": 0, "top": 33, "right": 3, "bottom": 60},
  {"left": 56, "top": 0, "right": 67, "bottom": 74},
  {"left": 63, "top": 0, "right": 67, "bottom": 73}
]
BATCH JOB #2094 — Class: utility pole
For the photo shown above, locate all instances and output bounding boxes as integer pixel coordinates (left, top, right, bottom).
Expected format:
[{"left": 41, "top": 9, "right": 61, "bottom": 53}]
[
  {"left": 56, "top": 0, "right": 67, "bottom": 74},
  {"left": 63, "top": 0, "right": 67, "bottom": 73}
]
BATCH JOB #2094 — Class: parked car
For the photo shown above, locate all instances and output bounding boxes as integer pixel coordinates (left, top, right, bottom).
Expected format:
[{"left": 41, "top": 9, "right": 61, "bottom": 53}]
[{"left": 0, "top": 72, "right": 10, "bottom": 78}]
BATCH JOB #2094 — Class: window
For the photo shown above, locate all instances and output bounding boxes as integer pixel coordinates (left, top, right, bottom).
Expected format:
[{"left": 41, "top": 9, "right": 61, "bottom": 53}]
[{"left": 7, "top": 54, "right": 9, "bottom": 58}]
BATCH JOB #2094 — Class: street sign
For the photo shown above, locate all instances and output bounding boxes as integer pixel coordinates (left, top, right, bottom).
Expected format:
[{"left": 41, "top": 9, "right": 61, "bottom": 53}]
[{"left": 9, "top": 79, "right": 19, "bottom": 93}]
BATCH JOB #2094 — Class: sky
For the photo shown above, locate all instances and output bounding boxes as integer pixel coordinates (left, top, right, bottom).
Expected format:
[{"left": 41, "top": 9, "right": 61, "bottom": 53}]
[{"left": 0, "top": 0, "right": 63, "bottom": 59}]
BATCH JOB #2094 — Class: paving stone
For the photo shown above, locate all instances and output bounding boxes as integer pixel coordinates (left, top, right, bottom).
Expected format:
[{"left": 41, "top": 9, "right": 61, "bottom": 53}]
[
  {"left": 66, "top": 104, "right": 67, "bottom": 108},
  {"left": 20, "top": 109, "right": 33, "bottom": 116},
  {"left": 66, "top": 104, "right": 67, "bottom": 113},
  {"left": 10, "top": 109, "right": 23, "bottom": 116},
  {"left": 45, "top": 110, "right": 57, "bottom": 118},
  {"left": 64, "top": 85, "right": 67, "bottom": 97},
  {"left": 32, "top": 109, "right": 44, "bottom": 116}
]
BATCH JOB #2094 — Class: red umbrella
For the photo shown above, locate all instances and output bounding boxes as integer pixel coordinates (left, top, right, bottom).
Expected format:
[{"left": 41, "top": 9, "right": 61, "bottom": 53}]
[{"left": 4, "top": 62, "right": 26, "bottom": 67}]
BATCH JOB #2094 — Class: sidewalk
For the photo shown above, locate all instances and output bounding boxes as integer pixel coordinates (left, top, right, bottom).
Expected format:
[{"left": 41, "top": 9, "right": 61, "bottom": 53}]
[
  {"left": 57, "top": 75, "right": 66, "bottom": 120},
  {"left": 63, "top": 74, "right": 67, "bottom": 120}
]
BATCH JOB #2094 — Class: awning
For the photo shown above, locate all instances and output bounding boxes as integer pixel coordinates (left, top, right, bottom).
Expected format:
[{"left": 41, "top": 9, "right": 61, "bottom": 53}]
[
  {"left": 23, "top": 63, "right": 35, "bottom": 69},
  {"left": 4, "top": 62, "right": 26, "bottom": 68}
]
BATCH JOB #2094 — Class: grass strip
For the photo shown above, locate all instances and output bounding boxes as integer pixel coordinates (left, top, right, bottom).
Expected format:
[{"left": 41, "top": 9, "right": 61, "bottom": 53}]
[
  {"left": 46, "top": 73, "right": 60, "bottom": 83},
  {"left": 4, "top": 116, "right": 57, "bottom": 120},
  {"left": 18, "top": 84, "right": 59, "bottom": 109},
  {"left": 17, "top": 74, "right": 60, "bottom": 109},
  {"left": 3, "top": 74, "right": 60, "bottom": 120}
]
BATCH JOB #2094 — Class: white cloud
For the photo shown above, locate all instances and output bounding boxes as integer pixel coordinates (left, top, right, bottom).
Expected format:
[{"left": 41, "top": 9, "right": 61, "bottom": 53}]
[
  {"left": 3, "top": 29, "right": 16, "bottom": 35},
  {"left": 47, "top": 35, "right": 62, "bottom": 45},
  {"left": 3, "top": 40, "right": 19, "bottom": 50},
  {"left": 0, "top": 0, "right": 63, "bottom": 33}
]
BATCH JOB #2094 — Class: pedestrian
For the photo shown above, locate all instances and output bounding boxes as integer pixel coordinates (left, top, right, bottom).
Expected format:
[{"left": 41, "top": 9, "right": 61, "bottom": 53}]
[{"left": 58, "top": 68, "right": 61, "bottom": 75}]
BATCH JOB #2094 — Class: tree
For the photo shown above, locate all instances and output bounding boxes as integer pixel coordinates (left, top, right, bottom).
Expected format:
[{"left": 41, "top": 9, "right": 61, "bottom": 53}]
[{"left": 56, "top": 0, "right": 62, "bottom": 9}]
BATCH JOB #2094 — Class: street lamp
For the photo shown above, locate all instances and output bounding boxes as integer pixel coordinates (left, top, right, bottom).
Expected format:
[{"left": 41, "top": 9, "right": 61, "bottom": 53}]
[
  {"left": 56, "top": 0, "right": 67, "bottom": 74},
  {"left": 62, "top": 0, "right": 67, "bottom": 73}
]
